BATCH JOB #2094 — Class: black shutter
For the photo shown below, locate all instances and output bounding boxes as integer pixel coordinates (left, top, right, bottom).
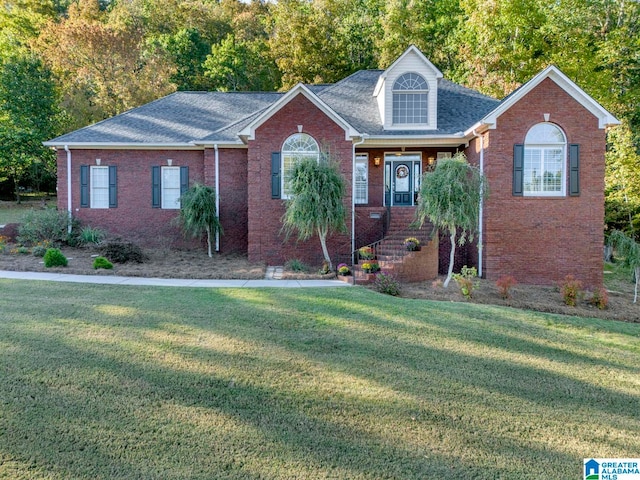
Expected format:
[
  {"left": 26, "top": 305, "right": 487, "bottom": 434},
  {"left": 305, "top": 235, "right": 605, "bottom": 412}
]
[
  {"left": 271, "top": 152, "right": 281, "bottom": 199},
  {"left": 180, "top": 166, "right": 189, "bottom": 195},
  {"left": 513, "top": 144, "right": 524, "bottom": 196},
  {"left": 108, "top": 165, "right": 117, "bottom": 208},
  {"left": 152, "top": 166, "right": 161, "bottom": 208},
  {"left": 80, "top": 165, "right": 89, "bottom": 207},
  {"left": 569, "top": 144, "right": 580, "bottom": 196}
]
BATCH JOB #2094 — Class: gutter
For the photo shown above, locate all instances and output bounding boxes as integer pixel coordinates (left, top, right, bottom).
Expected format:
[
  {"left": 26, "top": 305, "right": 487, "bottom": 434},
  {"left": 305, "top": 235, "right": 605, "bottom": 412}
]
[
  {"left": 472, "top": 130, "right": 484, "bottom": 277},
  {"left": 64, "top": 145, "right": 72, "bottom": 234},
  {"left": 214, "top": 144, "right": 220, "bottom": 252},
  {"left": 352, "top": 135, "right": 367, "bottom": 265}
]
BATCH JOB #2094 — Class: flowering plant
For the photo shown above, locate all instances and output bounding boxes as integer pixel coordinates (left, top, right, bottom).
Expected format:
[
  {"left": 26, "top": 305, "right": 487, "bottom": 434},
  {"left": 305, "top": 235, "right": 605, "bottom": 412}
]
[
  {"left": 337, "top": 263, "right": 351, "bottom": 275},
  {"left": 403, "top": 237, "right": 421, "bottom": 251},
  {"left": 369, "top": 261, "right": 380, "bottom": 272},
  {"left": 358, "top": 246, "right": 375, "bottom": 260},
  {"left": 361, "top": 262, "right": 372, "bottom": 272}
]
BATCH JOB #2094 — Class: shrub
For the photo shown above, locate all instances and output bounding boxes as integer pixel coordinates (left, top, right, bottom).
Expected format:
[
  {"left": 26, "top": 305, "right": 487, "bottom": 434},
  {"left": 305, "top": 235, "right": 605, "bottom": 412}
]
[
  {"left": 17, "top": 209, "right": 78, "bottom": 246},
  {"left": 79, "top": 226, "right": 106, "bottom": 245},
  {"left": 12, "top": 246, "right": 30, "bottom": 255},
  {"left": 285, "top": 258, "right": 308, "bottom": 272},
  {"left": 0, "top": 235, "right": 7, "bottom": 253},
  {"left": 403, "top": 237, "right": 421, "bottom": 251},
  {"left": 495, "top": 275, "right": 517, "bottom": 299},
  {"left": 318, "top": 261, "right": 330, "bottom": 275},
  {"left": 361, "top": 262, "right": 373, "bottom": 272},
  {"left": 588, "top": 287, "right": 608, "bottom": 310},
  {"left": 93, "top": 256, "right": 114, "bottom": 270},
  {"left": 431, "top": 279, "right": 443, "bottom": 289},
  {"left": 374, "top": 272, "right": 401, "bottom": 296},
  {"left": 32, "top": 245, "right": 47, "bottom": 257},
  {"left": 560, "top": 275, "right": 583, "bottom": 306},
  {"left": 43, "top": 248, "right": 68, "bottom": 267},
  {"left": 452, "top": 265, "right": 478, "bottom": 299},
  {"left": 370, "top": 261, "right": 380, "bottom": 273},
  {"left": 99, "top": 241, "right": 147, "bottom": 264}
]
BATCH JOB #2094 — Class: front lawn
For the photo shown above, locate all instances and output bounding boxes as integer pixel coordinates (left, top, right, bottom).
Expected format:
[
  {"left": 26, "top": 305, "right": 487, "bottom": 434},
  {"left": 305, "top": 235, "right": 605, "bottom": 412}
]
[{"left": 1, "top": 281, "right": 638, "bottom": 479}]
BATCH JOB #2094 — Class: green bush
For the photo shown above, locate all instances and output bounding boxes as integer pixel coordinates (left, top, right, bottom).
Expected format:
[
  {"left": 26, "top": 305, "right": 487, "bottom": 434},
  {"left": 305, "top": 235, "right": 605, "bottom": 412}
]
[
  {"left": 374, "top": 272, "right": 400, "bottom": 296},
  {"left": 93, "top": 256, "right": 113, "bottom": 270},
  {"left": 43, "top": 248, "right": 68, "bottom": 268},
  {"left": 285, "top": 258, "right": 308, "bottom": 272},
  {"left": 452, "top": 265, "right": 479, "bottom": 299},
  {"left": 32, "top": 245, "right": 47, "bottom": 257},
  {"left": 79, "top": 226, "right": 106, "bottom": 245},
  {"left": 17, "top": 209, "right": 78, "bottom": 246},
  {"left": 99, "top": 241, "right": 147, "bottom": 264}
]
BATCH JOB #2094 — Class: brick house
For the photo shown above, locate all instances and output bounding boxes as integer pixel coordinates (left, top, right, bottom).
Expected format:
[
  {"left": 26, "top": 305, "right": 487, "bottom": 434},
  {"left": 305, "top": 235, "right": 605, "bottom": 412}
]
[{"left": 45, "top": 46, "right": 618, "bottom": 286}]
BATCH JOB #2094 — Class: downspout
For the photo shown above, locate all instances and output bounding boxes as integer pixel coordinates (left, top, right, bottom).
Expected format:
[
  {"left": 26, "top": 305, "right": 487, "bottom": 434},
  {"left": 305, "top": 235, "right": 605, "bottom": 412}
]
[
  {"left": 64, "top": 145, "right": 72, "bottom": 235},
  {"left": 214, "top": 144, "right": 220, "bottom": 252},
  {"left": 352, "top": 135, "right": 367, "bottom": 265},
  {"left": 472, "top": 130, "right": 484, "bottom": 277}
]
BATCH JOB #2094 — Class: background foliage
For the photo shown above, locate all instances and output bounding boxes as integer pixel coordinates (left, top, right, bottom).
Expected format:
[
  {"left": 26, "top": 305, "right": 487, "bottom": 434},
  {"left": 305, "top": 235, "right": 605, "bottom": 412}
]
[{"left": 1, "top": 0, "right": 638, "bottom": 237}]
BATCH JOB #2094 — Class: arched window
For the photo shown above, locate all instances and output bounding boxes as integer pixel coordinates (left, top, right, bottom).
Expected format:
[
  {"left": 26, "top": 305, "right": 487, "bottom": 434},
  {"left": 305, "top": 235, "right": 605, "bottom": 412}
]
[
  {"left": 392, "top": 72, "right": 428, "bottom": 125},
  {"left": 523, "top": 123, "right": 566, "bottom": 196},
  {"left": 281, "top": 133, "right": 320, "bottom": 198}
]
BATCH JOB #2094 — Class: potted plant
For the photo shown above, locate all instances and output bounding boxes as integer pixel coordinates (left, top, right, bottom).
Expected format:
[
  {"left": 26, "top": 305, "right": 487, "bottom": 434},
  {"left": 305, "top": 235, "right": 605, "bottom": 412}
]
[
  {"left": 337, "top": 263, "right": 351, "bottom": 276},
  {"left": 370, "top": 261, "right": 380, "bottom": 273},
  {"left": 403, "top": 237, "right": 421, "bottom": 251},
  {"left": 358, "top": 246, "right": 375, "bottom": 260},
  {"left": 361, "top": 262, "right": 373, "bottom": 273}
]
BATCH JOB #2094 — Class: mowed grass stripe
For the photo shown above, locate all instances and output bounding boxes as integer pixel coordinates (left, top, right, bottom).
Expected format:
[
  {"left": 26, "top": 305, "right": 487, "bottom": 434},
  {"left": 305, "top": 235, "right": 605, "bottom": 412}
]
[{"left": 0, "top": 280, "right": 639, "bottom": 479}]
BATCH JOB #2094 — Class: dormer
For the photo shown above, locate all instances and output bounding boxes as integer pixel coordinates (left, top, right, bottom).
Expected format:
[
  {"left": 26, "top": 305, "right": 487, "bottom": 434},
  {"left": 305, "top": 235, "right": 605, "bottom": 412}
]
[{"left": 374, "top": 46, "right": 443, "bottom": 130}]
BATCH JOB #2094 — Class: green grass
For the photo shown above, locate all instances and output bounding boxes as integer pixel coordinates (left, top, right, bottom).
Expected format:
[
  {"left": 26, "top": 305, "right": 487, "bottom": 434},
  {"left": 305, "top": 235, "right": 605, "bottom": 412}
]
[
  {"left": 1, "top": 282, "right": 639, "bottom": 479},
  {"left": 0, "top": 202, "right": 38, "bottom": 225}
]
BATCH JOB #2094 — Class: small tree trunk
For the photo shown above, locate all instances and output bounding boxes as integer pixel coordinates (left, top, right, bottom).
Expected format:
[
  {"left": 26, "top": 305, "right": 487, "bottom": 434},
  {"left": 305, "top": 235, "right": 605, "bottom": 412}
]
[
  {"left": 318, "top": 226, "right": 332, "bottom": 271},
  {"left": 443, "top": 229, "right": 457, "bottom": 288},
  {"left": 635, "top": 266, "right": 639, "bottom": 304},
  {"left": 206, "top": 225, "right": 212, "bottom": 258}
]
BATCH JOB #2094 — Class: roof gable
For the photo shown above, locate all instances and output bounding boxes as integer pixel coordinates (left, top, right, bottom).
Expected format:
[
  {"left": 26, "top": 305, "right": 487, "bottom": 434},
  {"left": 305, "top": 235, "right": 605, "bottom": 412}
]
[
  {"left": 481, "top": 66, "right": 619, "bottom": 129},
  {"left": 238, "top": 83, "right": 360, "bottom": 141}
]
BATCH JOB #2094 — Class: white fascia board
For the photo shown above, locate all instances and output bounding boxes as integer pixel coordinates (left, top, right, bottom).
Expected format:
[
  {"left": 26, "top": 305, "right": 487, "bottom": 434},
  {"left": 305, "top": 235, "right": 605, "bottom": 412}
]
[
  {"left": 362, "top": 134, "right": 467, "bottom": 147},
  {"left": 382, "top": 45, "right": 444, "bottom": 80},
  {"left": 238, "top": 83, "right": 360, "bottom": 141},
  {"left": 482, "top": 65, "right": 620, "bottom": 130},
  {"left": 42, "top": 142, "right": 204, "bottom": 150}
]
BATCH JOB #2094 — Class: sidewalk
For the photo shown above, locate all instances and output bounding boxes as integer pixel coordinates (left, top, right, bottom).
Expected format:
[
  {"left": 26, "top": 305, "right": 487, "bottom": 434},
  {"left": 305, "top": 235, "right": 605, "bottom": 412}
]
[{"left": 0, "top": 270, "right": 352, "bottom": 288}]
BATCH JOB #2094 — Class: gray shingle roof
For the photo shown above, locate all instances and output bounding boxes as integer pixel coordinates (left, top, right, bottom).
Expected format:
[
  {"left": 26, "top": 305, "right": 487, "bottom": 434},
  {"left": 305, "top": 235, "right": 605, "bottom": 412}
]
[{"left": 46, "top": 71, "right": 500, "bottom": 146}]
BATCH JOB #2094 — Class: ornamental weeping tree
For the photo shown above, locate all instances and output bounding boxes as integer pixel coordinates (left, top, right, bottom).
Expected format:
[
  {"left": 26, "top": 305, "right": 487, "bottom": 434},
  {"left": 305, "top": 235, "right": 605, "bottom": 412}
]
[
  {"left": 281, "top": 157, "right": 347, "bottom": 271},
  {"left": 178, "top": 183, "right": 222, "bottom": 258},
  {"left": 608, "top": 230, "right": 640, "bottom": 303},
  {"left": 415, "top": 153, "right": 488, "bottom": 288}
]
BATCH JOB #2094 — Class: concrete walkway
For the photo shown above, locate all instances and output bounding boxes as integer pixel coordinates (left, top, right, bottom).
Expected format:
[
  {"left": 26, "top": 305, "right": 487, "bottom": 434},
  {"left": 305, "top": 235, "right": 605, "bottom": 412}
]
[{"left": 0, "top": 270, "right": 351, "bottom": 288}]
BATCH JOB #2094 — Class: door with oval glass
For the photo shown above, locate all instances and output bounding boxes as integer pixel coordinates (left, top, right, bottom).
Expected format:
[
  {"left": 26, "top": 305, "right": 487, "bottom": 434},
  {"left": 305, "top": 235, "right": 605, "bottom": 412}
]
[{"left": 384, "top": 154, "right": 422, "bottom": 206}]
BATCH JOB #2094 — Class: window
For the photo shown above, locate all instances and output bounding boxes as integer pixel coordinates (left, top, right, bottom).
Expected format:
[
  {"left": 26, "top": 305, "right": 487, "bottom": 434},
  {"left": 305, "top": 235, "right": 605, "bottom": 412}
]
[
  {"left": 523, "top": 123, "right": 566, "bottom": 196},
  {"left": 281, "top": 133, "right": 320, "bottom": 198},
  {"left": 80, "top": 164, "right": 116, "bottom": 208},
  {"left": 355, "top": 154, "right": 368, "bottom": 204},
  {"left": 392, "top": 72, "right": 428, "bottom": 125},
  {"left": 90, "top": 166, "right": 109, "bottom": 209},
  {"left": 152, "top": 165, "right": 188, "bottom": 208},
  {"left": 161, "top": 167, "right": 181, "bottom": 209}
]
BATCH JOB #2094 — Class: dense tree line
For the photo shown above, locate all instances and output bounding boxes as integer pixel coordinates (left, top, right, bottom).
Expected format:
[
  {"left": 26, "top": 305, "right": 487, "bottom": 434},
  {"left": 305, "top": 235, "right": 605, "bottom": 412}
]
[{"left": 1, "top": 0, "right": 638, "bottom": 235}]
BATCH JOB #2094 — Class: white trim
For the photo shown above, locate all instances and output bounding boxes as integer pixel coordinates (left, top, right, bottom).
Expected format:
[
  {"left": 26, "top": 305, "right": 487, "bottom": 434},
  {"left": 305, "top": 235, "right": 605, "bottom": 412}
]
[
  {"left": 45, "top": 142, "right": 207, "bottom": 150},
  {"left": 383, "top": 152, "right": 422, "bottom": 207},
  {"left": 373, "top": 45, "right": 443, "bottom": 97},
  {"left": 481, "top": 65, "right": 620, "bottom": 130},
  {"left": 89, "top": 166, "right": 109, "bottom": 209},
  {"left": 238, "top": 84, "right": 360, "bottom": 141},
  {"left": 214, "top": 144, "right": 220, "bottom": 252},
  {"left": 160, "top": 166, "right": 181, "bottom": 209},
  {"left": 354, "top": 154, "right": 369, "bottom": 205}
]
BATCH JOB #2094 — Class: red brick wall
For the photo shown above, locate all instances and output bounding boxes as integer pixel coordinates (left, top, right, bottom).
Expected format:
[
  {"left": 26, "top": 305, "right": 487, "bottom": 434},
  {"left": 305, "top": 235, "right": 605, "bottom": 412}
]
[
  {"left": 204, "top": 148, "right": 248, "bottom": 253},
  {"left": 56, "top": 149, "right": 205, "bottom": 248},
  {"left": 247, "top": 94, "right": 353, "bottom": 266},
  {"left": 481, "top": 78, "right": 605, "bottom": 287}
]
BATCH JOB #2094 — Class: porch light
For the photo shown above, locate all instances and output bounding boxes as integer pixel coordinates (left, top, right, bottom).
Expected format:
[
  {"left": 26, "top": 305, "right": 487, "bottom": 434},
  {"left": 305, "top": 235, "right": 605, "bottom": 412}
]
[
  {"left": 374, "top": 157, "right": 381, "bottom": 166},
  {"left": 428, "top": 156, "right": 435, "bottom": 165}
]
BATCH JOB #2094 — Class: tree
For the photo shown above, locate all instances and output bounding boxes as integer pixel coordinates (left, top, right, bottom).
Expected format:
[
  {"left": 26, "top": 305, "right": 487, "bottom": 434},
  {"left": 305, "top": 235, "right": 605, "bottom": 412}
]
[
  {"left": 415, "top": 153, "right": 487, "bottom": 288},
  {"left": 178, "top": 184, "right": 222, "bottom": 258},
  {"left": 281, "top": 157, "right": 347, "bottom": 271},
  {"left": 0, "top": 55, "right": 63, "bottom": 202},
  {"left": 608, "top": 230, "right": 640, "bottom": 303}
]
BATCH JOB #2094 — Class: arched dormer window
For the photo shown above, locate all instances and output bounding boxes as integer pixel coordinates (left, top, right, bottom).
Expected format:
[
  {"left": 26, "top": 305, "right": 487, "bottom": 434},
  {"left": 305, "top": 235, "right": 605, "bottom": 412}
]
[
  {"left": 522, "top": 123, "right": 566, "bottom": 196},
  {"left": 392, "top": 73, "right": 428, "bottom": 125},
  {"left": 281, "top": 133, "right": 319, "bottom": 198}
]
